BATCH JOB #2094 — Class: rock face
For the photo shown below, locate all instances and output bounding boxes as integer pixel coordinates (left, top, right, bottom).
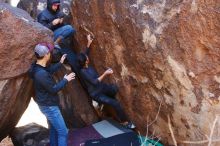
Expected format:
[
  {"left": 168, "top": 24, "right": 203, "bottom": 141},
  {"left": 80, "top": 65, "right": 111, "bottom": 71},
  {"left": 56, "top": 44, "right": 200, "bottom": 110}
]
[
  {"left": 72, "top": 0, "right": 220, "bottom": 145},
  {"left": 0, "top": 3, "right": 52, "bottom": 80},
  {"left": 0, "top": 0, "right": 10, "bottom": 3},
  {"left": 17, "top": 0, "right": 38, "bottom": 19},
  {"left": 0, "top": 76, "right": 34, "bottom": 141}
]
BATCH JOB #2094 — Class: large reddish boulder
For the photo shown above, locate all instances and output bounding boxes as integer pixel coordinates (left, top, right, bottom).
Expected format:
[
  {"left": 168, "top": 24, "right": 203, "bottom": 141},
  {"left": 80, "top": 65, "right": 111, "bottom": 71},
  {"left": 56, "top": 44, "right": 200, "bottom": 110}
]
[
  {"left": 0, "top": 3, "right": 53, "bottom": 80},
  {"left": 72, "top": 0, "right": 220, "bottom": 145},
  {"left": 0, "top": 76, "right": 34, "bottom": 141},
  {"left": 0, "top": 3, "right": 52, "bottom": 140}
]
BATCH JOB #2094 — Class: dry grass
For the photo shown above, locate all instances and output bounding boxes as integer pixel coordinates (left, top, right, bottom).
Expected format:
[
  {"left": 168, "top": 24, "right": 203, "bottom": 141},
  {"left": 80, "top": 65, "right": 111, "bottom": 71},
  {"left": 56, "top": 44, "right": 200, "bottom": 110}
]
[
  {"left": 181, "top": 115, "right": 220, "bottom": 145},
  {"left": 138, "top": 100, "right": 163, "bottom": 146}
]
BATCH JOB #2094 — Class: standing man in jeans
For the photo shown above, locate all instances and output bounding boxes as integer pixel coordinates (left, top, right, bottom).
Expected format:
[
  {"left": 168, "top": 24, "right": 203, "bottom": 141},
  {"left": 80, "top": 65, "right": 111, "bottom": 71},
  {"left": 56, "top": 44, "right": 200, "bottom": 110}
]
[
  {"left": 29, "top": 43, "right": 75, "bottom": 146},
  {"left": 78, "top": 35, "right": 135, "bottom": 129},
  {"left": 37, "top": 0, "right": 75, "bottom": 48}
]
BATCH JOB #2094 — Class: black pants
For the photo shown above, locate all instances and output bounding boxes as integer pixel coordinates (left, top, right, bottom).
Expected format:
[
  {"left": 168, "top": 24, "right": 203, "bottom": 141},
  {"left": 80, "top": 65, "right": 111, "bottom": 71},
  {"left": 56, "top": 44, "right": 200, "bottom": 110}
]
[{"left": 93, "top": 84, "right": 128, "bottom": 122}]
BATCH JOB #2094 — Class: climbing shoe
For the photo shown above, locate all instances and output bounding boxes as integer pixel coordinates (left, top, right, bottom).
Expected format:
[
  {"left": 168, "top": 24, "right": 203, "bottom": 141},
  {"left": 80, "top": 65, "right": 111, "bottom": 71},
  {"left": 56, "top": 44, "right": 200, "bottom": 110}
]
[{"left": 125, "top": 122, "right": 136, "bottom": 129}]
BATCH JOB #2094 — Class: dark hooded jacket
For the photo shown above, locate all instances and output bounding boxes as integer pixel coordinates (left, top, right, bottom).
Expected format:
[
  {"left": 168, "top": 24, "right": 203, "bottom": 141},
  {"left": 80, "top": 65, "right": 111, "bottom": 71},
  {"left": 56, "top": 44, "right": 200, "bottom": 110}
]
[
  {"left": 29, "top": 62, "right": 68, "bottom": 106},
  {"left": 37, "top": 0, "right": 65, "bottom": 31},
  {"left": 78, "top": 48, "right": 105, "bottom": 97}
]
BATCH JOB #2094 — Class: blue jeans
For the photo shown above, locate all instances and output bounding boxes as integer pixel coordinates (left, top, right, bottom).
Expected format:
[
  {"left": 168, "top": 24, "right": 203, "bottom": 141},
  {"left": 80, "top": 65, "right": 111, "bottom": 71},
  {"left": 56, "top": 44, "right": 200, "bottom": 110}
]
[
  {"left": 53, "top": 25, "right": 76, "bottom": 41},
  {"left": 39, "top": 106, "right": 68, "bottom": 146}
]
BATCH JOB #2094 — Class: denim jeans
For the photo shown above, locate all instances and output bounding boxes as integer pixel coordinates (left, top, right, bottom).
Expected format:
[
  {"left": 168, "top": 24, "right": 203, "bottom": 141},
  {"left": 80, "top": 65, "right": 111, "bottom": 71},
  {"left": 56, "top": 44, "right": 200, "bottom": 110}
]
[
  {"left": 93, "top": 84, "right": 128, "bottom": 122},
  {"left": 53, "top": 25, "right": 76, "bottom": 41},
  {"left": 39, "top": 106, "right": 68, "bottom": 146}
]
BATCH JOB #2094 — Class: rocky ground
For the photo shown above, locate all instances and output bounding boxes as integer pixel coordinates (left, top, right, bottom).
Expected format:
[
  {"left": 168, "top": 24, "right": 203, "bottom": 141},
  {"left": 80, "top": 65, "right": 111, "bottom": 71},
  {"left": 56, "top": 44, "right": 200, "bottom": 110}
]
[{"left": 0, "top": 137, "right": 13, "bottom": 146}]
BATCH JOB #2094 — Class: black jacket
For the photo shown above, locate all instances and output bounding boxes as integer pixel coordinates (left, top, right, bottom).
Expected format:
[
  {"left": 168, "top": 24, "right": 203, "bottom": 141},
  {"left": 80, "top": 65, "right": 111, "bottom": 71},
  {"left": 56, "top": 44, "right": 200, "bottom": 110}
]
[
  {"left": 29, "top": 62, "right": 68, "bottom": 106},
  {"left": 37, "top": 0, "right": 65, "bottom": 31},
  {"left": 79, "top": 48, "right": 105, "bottom": 96},
  {"left": 80, "top": 66, "right": 104, "bottom": 97}
]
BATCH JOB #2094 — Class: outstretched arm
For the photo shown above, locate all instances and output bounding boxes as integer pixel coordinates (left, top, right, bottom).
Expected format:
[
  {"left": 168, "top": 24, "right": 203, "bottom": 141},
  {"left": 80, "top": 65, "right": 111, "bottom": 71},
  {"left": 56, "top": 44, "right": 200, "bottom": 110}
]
[
  {"left": 36, "top": 71, "right": 75, "bottom": 94},
  {"left": 36, "top": 71, "right": 68, "bottom": 94},
  {"left": 84, "top": 34, "right": 94, "bottom": 55},
  {"left": 98, "top": 68, "right": 113, "bottom": 82},
  {"left": 47, "top": 62, "right": 62, "bottom": 74},
  {"left": 47, "top": 54, "right": 67, "bottom": 74},
  {"left": 80, "top": 68, "right": 113, "bottom": 85}
]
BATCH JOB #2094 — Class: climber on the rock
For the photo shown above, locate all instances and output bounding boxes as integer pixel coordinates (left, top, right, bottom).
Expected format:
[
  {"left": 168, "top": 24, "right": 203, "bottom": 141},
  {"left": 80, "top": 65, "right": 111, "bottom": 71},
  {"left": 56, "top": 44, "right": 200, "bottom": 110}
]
[
  {"left": 78, "top": 35, "right": 135, "bottom": 129},
  {"left": 57, "top": 34, "right": 94, "bottom": 87},
  {"left": 37, "top": 0, "right": 75, "bottom": 48},
  {"left": 29, "top": 43, "right": 75, "bottom": 146}
]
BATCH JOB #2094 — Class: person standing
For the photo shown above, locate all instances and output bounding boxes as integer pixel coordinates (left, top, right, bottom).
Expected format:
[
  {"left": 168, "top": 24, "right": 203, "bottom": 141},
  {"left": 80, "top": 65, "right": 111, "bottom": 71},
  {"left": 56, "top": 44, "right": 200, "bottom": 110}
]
[{"left": 29, "top": 43, "right": 75, "bottom": 146}]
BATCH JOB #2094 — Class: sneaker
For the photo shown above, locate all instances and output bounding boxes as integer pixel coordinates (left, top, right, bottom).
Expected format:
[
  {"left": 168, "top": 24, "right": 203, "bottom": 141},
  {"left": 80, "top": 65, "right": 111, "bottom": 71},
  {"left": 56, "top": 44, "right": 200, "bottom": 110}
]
[{"left": 125, "top": 122, "right": 136, "bottom": 129}]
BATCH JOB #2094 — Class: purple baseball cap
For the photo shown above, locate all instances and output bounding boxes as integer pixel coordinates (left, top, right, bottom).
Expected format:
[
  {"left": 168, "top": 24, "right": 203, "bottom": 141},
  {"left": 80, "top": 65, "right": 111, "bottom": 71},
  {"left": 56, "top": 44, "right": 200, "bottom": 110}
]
[{"left": 34, "top": 43, "right": 54, "bottom": 57}]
